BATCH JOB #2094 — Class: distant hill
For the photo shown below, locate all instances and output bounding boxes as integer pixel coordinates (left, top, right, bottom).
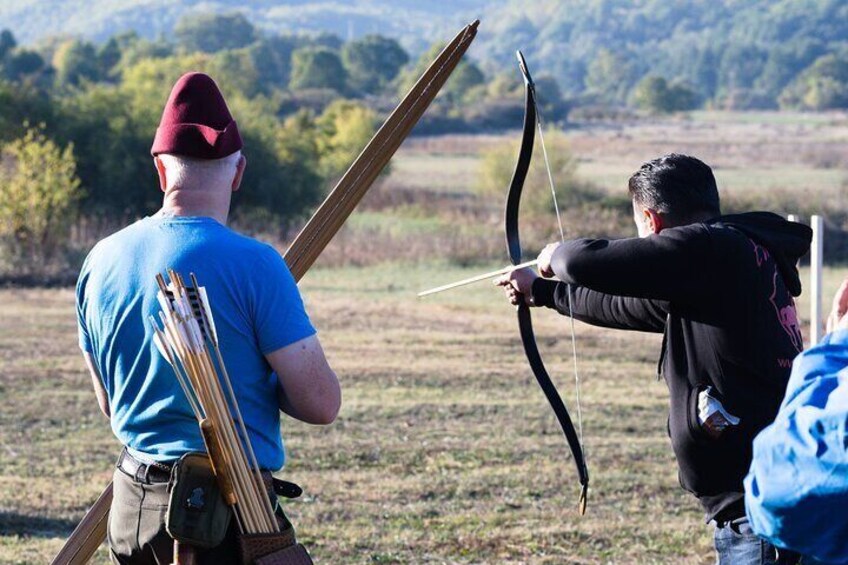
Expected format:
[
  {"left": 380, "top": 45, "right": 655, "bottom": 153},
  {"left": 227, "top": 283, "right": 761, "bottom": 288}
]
[
  {"left": 3, "top": 0, "right": 848, "bottom": 110},
  {"left": 0, "top": 0, "right": 490, "bottom": 53}
]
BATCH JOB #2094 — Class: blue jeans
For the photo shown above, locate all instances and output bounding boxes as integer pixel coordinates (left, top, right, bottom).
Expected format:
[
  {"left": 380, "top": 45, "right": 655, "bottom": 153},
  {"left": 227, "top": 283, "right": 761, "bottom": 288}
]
[{"left": 714, "top": 517, "right": 778, "bottom": 565}]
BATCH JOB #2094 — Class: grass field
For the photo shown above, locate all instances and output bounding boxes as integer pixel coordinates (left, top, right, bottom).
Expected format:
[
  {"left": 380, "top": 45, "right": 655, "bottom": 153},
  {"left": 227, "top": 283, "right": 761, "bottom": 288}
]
[{"left": 1, "top": 261, "right": 845, "bottom": 564}]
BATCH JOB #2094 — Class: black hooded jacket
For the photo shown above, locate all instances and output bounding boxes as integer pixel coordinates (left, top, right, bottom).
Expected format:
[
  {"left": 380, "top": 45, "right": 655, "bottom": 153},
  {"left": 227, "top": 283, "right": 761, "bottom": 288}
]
[{"left": 530, "top": 212, "right": 813, "bottom": 522}]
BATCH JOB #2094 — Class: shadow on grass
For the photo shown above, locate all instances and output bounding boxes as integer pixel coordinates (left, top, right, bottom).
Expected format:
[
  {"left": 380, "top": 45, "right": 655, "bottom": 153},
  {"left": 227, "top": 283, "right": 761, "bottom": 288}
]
[{"left": 0, "top": 512, "right": 78, "bottom": 538}]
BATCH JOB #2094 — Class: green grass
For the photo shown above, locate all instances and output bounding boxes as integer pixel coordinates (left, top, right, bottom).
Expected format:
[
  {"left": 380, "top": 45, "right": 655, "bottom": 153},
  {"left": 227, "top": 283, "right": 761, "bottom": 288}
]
[
  {"left": 386, "top": 154, "right": 481, "bottom": 193},
  {"left": 347, "top": 210, "right": 452, "bottom": 236},
  {"left": 2, "top": 263, "right": 845, "bottom": 564}
]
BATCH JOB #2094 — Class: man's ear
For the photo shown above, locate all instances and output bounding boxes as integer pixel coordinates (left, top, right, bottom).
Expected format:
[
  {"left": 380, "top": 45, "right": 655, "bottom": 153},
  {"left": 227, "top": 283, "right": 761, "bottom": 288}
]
[
  {"left": 232, "top": 154, "right": 246, "bottom": 192},
  {"left": 644, "top": 208, "right": 664, "bottom": 234},
  {"left": 154, "top": 156, "right": 167, "bottom": 193}
]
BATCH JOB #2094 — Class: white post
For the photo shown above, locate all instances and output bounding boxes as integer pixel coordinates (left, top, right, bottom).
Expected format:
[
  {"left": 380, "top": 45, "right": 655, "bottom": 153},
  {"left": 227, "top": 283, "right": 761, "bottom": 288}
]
[
  {"left": 810, "top": 215, "right": 824, "bottom": 346},
  {"left": 787, "top": 214, "right": 798, "bottom": 223}
]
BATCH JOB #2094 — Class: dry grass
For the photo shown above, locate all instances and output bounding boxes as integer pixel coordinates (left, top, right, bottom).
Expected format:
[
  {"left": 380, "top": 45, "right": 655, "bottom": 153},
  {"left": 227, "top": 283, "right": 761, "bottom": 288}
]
[
  {"left": 2, "top": 110, "right": 847, "bottom": 563},
  {"left": 1, "top": 263, "right": 845, "bottom": 564}
]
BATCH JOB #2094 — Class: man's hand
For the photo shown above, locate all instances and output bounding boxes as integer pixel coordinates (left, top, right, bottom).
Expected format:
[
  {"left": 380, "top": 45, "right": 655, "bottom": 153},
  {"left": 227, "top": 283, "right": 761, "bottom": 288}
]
[
  {"left": 537, "top": 243, "right": 562, "bottom": 278},
  {"left": 826, "top": 277, "right": 848, "bottom": 334},
  {"left": 494, "top": 267, "right": 539, "bottom": 306},
  {"left": 697, "top": 386, "right": 740, "bottom": 439}
]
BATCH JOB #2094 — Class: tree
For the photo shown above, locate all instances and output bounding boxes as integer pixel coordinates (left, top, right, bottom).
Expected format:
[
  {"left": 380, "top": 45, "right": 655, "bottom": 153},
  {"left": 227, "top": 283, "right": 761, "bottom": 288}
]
[
  {"left": 209, "top": 49, "right": 261, "bottom": 98},
  {"left": 396, "top": 41, "right": 484, "bottom": 103},
  {"left": 0, "top": 82, "right": 55, "bottom": 144},
  {"left": 314, "top": 100, "right": 378, "bottom": 179},
  {"left": 341, "top": 35, "right": 408, "bottom": 94},
  {"left": 0, "top": 126, "right": 82, "bottom": 263},
  {"left": 53, "top": 40, "right": 100, "bottom": 87},
  {"left": 0, "top": 29, "right": 16, "bottom": 61},
  {"left": 57, "top": 84, "right": 156, "bottom": 216},
  {"left": 584, "top": 48, "right": 636, "bottom": 105},
  {"left": 115, "top": 37, "right": 173, "bottom": 72},
  {"left": 289, "top": 47, "right": 347, "bottom": 93},
  {"left": 3, "top": 49, "right": 45, "bottom": 82},
  {"left": 779, "top": 53, "right": 848, "bottom": 110},
  {"left": 533, "top": 75, "right": 565, "bottom": 117},
  {"left": 755, "top": 40, "right": 825, "bottom": 101},
  {"left": 310, "top": 33, "right": 343, "bottom": 51},
  {"left": 716, "top": 43, "right": 768, "bottom": 108},
  {"left": 97, "top": 32, "right": 142, "bottom": 79},
  {"left": 632, "top": 75, "right": 698, "bottom": 113},
  {"left": 119, "top": 54, "right": 213, "bottom": 127},
  {"left": 446, "top": 60, "right": 485, "bottom": 103},
  {"left": 174, "top": 12, "right": 257, "bottom": 54},
  {"left": 477, "top": 128, "right": 590, "bottom": 215},
  {"left": 247, "top": 36, "right": 297, "bottom": 90}
]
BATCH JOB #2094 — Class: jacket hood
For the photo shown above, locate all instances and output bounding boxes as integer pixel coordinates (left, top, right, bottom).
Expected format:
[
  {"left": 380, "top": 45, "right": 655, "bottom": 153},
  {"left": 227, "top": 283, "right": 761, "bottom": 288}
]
[{"left": 712, "top": 212, "right": 812, "bottom": 296}]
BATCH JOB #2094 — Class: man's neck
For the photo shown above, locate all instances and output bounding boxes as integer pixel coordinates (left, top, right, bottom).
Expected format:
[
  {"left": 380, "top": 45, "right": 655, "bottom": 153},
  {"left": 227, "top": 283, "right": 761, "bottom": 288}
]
[{"left": 161, "top": 190, "right": 230, "bottom": 225}]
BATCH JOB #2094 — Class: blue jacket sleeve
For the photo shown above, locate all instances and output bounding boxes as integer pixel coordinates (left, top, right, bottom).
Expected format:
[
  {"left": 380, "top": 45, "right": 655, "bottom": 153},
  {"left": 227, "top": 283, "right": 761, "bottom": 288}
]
[{"left": 744, "top": 329, "right": 848, "bottom": 564}]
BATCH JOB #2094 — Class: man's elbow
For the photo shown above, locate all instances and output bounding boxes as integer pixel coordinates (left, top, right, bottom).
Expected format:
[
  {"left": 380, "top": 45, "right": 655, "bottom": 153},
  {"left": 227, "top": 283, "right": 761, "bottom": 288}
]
[
  {"left": 280, "top": 371, "right": 341, "bottom": 425},
  {"left": 312, "top": 396, "right": 340, "bottom": 425},
  {"left": 312, "top": 380, "right": 341, "bottom": 425}
]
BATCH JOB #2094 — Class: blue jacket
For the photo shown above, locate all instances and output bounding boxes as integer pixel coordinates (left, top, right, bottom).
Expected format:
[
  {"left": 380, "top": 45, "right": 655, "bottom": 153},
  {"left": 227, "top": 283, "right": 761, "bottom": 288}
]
[{"left": 745, "top": 329, "right": 848, "bottom": 564}]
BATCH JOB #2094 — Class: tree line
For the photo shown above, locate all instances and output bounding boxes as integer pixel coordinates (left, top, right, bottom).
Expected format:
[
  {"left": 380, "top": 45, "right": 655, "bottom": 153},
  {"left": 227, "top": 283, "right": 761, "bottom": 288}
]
[{"left": 482, "top": 0, "right": 848, "bottom": 112}]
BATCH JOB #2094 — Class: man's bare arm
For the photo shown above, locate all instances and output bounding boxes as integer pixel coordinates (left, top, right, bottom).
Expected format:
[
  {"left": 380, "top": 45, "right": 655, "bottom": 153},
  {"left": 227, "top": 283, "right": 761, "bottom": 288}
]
[
  {"left": 83, "top": 352, "right": 110, "bottom": 419},
  {"left": 266, "top": 335, "right": 341, "bottom": 425}
]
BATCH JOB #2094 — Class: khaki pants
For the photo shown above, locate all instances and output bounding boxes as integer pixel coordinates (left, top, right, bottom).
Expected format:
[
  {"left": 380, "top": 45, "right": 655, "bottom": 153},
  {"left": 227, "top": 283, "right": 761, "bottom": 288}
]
[{"left": 108, "top": 468, "right": 240, "bottom": 564}]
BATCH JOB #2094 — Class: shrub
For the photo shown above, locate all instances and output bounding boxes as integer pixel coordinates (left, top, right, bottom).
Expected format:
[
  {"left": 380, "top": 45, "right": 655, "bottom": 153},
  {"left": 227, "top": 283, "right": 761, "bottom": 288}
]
[
  {"left": 476, "top": 128, "right": 598, "bottom": 215},
  {"left": 0, "top": 125, "right": 82, "bottom": 269}
]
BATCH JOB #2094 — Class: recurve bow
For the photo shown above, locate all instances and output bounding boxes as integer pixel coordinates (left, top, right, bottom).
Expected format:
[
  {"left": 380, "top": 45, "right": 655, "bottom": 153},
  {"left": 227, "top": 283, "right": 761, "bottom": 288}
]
[{"left": 505, "top": 51, "right": 589, "bottom": 514}]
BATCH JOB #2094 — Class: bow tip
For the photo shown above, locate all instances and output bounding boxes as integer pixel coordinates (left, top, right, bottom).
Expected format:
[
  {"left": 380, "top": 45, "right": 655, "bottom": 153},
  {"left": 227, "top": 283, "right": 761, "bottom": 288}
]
[{"left": 578, "top": 484, "right": 588, "bottom": 516}]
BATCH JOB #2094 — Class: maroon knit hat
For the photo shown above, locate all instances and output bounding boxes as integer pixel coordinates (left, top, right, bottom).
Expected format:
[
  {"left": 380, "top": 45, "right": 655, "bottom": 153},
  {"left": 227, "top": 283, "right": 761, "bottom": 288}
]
[{"left": 150, "top": 72, "right": 243, "bottom": 159}]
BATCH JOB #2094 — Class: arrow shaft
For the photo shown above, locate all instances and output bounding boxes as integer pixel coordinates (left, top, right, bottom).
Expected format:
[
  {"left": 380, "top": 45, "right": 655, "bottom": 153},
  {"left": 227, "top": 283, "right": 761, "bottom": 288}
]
[{"left": 418, "top": 259, "right": 538, "bottom": 297}]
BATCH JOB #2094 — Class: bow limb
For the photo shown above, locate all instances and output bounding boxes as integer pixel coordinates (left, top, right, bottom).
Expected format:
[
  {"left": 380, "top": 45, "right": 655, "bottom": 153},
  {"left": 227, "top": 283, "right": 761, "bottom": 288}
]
[
  {"left": 504, "top": 52, "right": 536, "bottom": 265},
  {"left": 505, "top": 50, "right": 589, "bottom": 514}
]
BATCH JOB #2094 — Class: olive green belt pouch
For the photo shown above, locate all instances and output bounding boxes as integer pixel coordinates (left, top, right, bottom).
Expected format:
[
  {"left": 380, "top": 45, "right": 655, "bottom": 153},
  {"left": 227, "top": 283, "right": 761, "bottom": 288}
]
[{"left": 166, "top": 452, "right": 232, "bottom": 548}]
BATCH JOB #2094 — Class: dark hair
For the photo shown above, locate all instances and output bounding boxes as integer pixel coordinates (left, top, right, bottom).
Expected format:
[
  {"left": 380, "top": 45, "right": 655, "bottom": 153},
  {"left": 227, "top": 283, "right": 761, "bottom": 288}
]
[{"left": 628, "top": 153, "right": 720, "bottom": 225}]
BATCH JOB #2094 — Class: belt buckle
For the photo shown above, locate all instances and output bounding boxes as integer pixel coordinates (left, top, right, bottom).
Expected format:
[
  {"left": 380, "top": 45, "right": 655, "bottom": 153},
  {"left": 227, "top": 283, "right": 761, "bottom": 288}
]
[{"left": 134, "top": 463, "right": 151, "bottom": 484}]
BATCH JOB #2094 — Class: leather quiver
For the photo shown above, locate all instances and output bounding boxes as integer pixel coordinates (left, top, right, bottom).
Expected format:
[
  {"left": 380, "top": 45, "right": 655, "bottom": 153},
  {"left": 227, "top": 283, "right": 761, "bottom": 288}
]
[
  {"left": 237, "top": 528, "right": 313, "bottom": 565},
  {"left": 255, "top": 543, "right": 313, "bottom": 565}
]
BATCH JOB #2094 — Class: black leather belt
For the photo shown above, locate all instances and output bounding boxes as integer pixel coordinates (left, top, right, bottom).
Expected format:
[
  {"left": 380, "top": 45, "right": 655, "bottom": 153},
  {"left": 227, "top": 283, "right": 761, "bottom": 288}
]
[
  {"left": 116, "top": 448, "right": 173, "bottom": 484},
  {"left": 117, "top": 448, "right": 304, "bottom": 498}
]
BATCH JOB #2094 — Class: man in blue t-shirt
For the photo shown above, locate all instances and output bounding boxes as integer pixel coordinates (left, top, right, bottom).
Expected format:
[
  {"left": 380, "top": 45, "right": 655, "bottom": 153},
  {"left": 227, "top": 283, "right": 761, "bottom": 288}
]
[{"left": 75, "top": 72, "right": 341, "bottom": 564}]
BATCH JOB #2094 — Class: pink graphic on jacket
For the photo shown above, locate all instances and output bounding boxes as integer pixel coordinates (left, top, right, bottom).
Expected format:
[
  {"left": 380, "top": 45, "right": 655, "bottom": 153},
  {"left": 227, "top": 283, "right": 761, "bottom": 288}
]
[
  {"left": 771, "top": 273, "right": 803, "bottom": 352},
  {"left": 752, "top": 241, "right": 770, "bottom": 267},
  {"left": 752, "top": 239, "right": 803, "bottom": 352}
]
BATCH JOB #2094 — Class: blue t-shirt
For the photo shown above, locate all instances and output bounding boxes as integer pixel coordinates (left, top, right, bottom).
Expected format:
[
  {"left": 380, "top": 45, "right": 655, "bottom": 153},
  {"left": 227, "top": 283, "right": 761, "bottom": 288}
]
[
  {"left": 76, "top": 215, "right": 315, "bottom": 470},
  {"left": 745, "top": 329, "right": 848, "bottom": 564}
]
